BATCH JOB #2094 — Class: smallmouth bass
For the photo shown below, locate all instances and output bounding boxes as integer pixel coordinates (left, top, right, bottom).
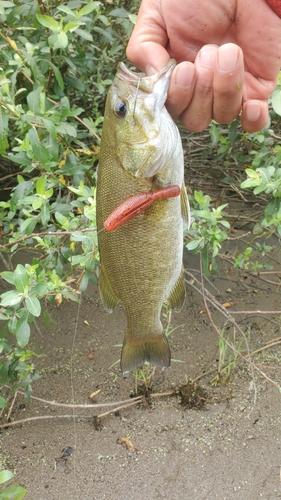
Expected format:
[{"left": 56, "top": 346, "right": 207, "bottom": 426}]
[{"left": 96, "top": 59, "right": 190, "bottom": 376}]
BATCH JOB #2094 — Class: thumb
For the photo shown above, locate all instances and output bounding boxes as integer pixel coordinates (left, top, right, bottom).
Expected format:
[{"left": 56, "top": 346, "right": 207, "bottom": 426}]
[{"left": 126, "top": 1, "right": 170, "bottom": 75}]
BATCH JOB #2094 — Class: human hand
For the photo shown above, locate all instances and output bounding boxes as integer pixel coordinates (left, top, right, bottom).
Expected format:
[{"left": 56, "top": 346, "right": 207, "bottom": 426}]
[{"left": 127, "top": 0, "right": 281, "bottom": 132}]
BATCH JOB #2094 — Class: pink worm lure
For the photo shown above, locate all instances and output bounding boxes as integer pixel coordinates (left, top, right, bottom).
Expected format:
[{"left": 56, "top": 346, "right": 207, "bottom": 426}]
[{"left": 104, "top": 184, "right": 181, "bottom": 232}]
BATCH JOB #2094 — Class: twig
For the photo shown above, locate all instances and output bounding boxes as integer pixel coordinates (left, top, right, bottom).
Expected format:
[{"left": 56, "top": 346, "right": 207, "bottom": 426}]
[
  {"left": 265, "top": 336, "right": 281, "bottom": 344},
  {"left": 185, "top": 266, "right": 281, "bottom": 393},
  {"left": 227, "top": 231, "right": 251, "bottom": 241},
  {"left": 192, "top": 367, "right": 219, "bottom": 382},
  {"left": 245, "top": 340, "right": 281, "bottom": 357},
  {"left": 248, "top": 273, "right": 281, "bottom": 287},
  {"left": 3, "top": 386, "right": 143, "bottom": 409},
  {"left": 0, "top": 415, "right": 91, "bottom": 429},
  {"left": 0, "top": 251, "right": 11, "bottom": 270},
  {"left": 97, "top": 398, "right": 143, "bottom": 419},
  {"left": 6, "top": 390, "right": 18, "bottom": 421},
  {"left": 197, "top": 254, "right": 258, "bottom": 411},
  {"left": 149, "top": 390, "right": 176, "bottom": 398},
  {"left": 0, "top": 172, "right": 21, "bottom": 182},
  {"left": 229, "top": 310, "right": 281, "bottom": 315},
  {"left": 0, "top": 227, "right": 97, "bottom": 249}
]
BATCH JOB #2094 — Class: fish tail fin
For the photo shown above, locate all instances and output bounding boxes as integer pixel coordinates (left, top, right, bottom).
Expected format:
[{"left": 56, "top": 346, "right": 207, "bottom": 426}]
[{"left": 121, "top": 333, "right": 171, "bottom": 377}]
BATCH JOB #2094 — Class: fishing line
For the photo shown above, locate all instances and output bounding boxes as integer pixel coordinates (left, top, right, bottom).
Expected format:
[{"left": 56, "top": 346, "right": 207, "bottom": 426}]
[
  {"left": 132, "top": 77, "right": 141, "bottom": 123},
  {"left": 69, "top": 297, "right": 81, "bottom": 495}
]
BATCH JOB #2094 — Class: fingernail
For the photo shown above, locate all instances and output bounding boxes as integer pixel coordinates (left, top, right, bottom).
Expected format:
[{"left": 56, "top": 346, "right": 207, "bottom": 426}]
[
  {"left": 217, "top": 45, "right": 240, "bottom": 73},
  {"left": 245, "top": 101, "right": 261, "bottom": 122},
  {"left": 146, "top": 65, "right": 158, "bottom": 76},
  {"left": 199, "top": 45, "right": 217, "bottom": 69},
  {"left": 175, "top": 63, "right": 195, "bottom": 88}
]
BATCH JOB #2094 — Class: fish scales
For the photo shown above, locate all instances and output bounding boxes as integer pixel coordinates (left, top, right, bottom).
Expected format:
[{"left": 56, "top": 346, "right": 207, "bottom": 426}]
[{"left": 96, "top": 60, "right": 190, "bottom": 376}]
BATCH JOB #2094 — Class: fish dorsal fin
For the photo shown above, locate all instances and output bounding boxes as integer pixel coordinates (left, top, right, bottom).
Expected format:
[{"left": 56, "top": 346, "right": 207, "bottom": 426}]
[
  {"left": 181, "top": 183, "right": 191, "bottom": 229},
  {"left": 99, "top": 263, "right": 120, "bottom": 312},
  {"left": 167, "top": 268, "right": 186, "bottom": 312}
]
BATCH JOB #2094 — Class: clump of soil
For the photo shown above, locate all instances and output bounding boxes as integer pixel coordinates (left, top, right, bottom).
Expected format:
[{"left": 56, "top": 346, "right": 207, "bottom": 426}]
[{"left": 179, "top": 380, "right": 208, "bottom": 409}]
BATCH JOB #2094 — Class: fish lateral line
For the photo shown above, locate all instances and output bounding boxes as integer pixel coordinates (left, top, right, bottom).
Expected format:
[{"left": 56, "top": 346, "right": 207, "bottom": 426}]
[{"left": 104, "top": 184, "right": 181, "bottom": 232}]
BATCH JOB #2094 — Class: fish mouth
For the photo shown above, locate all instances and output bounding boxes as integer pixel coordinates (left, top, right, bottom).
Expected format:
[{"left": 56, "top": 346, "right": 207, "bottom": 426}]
[{"left": 116, "top": 59, "right": 177, "bottom": 95}]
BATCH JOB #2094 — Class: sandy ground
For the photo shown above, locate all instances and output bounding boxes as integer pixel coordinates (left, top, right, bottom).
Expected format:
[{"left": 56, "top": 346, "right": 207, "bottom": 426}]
[{"left": 0, "top": 236, "right": 281, "bottom": 500}]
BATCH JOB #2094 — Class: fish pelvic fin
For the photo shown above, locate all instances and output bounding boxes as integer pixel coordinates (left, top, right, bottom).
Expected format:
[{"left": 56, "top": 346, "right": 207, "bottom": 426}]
[
  {"left": 121, "top": 333, "right": 171, "bottom": 377},
  {"left": 99, "top": 263, "right": 120, "bottom": 312},
  {"left": 167, "top": 268, "right": 186, "bottom": 312}
]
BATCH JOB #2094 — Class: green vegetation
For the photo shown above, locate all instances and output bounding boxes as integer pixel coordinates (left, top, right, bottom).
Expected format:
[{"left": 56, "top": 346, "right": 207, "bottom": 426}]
[
  {"left": 0, "top": 469, "right": 26, "bottom": 499},
  {"left": 0, "top": 0, "right": 138, "bottom": 404}
]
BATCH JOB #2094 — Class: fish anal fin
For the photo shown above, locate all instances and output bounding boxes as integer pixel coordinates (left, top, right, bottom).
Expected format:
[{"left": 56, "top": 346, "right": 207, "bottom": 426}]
[
  {"left": 121, "top": 334, "right": 171, "bottom": 376},
  {"left": 99, "top": 263, "right": 120, "bottom": 312},
  {"left": 181, "top": 183, "right": 191, "bottom": 229},
  {"left": 167, "top": 269, "right": 186, "bottom": 312}
]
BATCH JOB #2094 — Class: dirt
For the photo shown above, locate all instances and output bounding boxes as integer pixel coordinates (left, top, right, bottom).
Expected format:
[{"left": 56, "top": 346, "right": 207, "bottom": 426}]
[{"left": 1, "top": 235, "right": 281, "bottom": 500}]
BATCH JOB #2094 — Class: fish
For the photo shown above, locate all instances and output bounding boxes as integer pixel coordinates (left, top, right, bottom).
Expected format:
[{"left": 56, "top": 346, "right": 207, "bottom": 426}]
[{"left": 96, "top": 59, "right": 190, "bottom": 376}]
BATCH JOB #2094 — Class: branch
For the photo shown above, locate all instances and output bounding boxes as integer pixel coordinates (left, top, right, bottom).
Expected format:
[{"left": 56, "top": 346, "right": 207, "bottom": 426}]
[
  {"left": 0, "top": 227, "right": 97, "bottom": 249},
  {"left": 3, "top": 387, "right": 142, "bottom": 409}
]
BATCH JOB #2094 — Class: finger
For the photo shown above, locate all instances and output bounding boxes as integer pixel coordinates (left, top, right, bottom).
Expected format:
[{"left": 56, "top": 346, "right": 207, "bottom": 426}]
[
  {"left": 165, "top": 62, "right": 196, "bottom": 119},
  {"left": 213, "top": 44, "right": 244, "bottom": 124},
  {"left": 179, "top": 45, "right": 217, "bottom": 132},
  {"left": 126, "top": 1, "right": 170, "bottom": 75},
  {"left": 240, "top": 100, "right": 269, "bottom": 132}
]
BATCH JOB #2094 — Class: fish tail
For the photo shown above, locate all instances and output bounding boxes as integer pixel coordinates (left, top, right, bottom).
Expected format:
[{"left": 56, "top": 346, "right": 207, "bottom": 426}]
[{"left": 121, "top": 333, "right": 171, "bottom": 377}]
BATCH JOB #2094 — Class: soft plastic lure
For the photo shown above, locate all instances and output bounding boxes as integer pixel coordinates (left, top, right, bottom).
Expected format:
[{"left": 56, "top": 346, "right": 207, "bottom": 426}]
[{"left": 104, "top": 184, "right": 180, "bottom": 232}]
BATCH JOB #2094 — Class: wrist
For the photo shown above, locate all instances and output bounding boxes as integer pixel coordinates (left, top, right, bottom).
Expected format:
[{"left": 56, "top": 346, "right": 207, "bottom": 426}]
[{"left": 265, "top": 0, "right": 281, "bottom": 17}]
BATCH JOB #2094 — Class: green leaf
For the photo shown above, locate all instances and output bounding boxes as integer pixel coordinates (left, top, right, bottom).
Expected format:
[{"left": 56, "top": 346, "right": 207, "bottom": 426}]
[
  {"left": 25, "top": 295, "right": 41, "bottom": 317},
  {"left": 0, "top": 396, "right": 7, "bottom": 409},
  {"left": 78, "top": 271, "right": 89, "bottom": 291},
  {"left": 15, "top": 317, "right": 30, "bottom": 348},
  {"left": 0, "top": 483, "right": 27, "bottom": 499},
  {"left": 40, "top": 203, "right": 50, "bottom": 226},
  {"left": 14, "top": 264, "right": 29, "bottom": 293},
  {"left": 55, "top": 211, "right": 69, "bottom": 226},
  {"left": 36, "top": 176, "right": 47, "bottom": 195},
  {"left": 19, "top": 217, "right": 38, "bottom": 236},
  {"left": 31, "top": 284, "right": 48, "bottom": 295},
  {"left": 109, "top": 8, "right": 129, "bottom": 17},
  {"left": 0, "top": 470, "right": 14, "bottom": 485},
  {"left": 93, "top": 27, "right": 114, "bottom": 42},
  {"left": 45, "top": 61, "right": 64, "bottom": 90},
  {"left": 56, "top": 5, "right": 76, "bottom": 16},
  {"left": 0, "top": 1, "right": 15, "bottom": 8},
  {"left": 27, "top": 86, "right": 43, "bottom": 115},
  {"left": 56, "top": 122, "right": 76, "bottom": 137},
  {"left": 74, "top": 28, "right": 93, "bottom": 41},
  {"left": 43, "top": 310, "right": 55, "bottom": 327},
  {"left": 0, "top": 108, "right": 9, "bottom": 154},
  {"left": 271, "top": 88, "right": 281, "bottom": 116},
  {"left": 128, "top": 13, "right": 137, "bottom": 24},
  {"left": 76, "top": 1, "right": 100, "bottom": 18},
  {"left": 49, "top": 31, "right": 69, "bottom": 50},
  {"left": 36, "top": 14, "right": 60, "bottom": 32},
  {"left": 64, "top": 22, "right": 80, "bottom": 33},
  {"left": 0, "top": 290, "right": 23, "bottom": 307},
  {"left": 64, "top": 73, "right": 85, "bottom": 91},
  {"left": 0, "top": 271, "right": 15, "bottom": 285},
  {"left": 186, "top": 239, "right": 203, "bottom": 251}
]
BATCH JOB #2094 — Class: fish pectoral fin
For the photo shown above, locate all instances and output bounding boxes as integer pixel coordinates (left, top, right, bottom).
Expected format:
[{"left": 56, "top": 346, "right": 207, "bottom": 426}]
[
  {"left": 99, "top": 263, "right": 120, "bottom": 312},
  {"left": 181, "top": 183, "right": 191, "bottom": 229},
  {"left": 167, "top": 269, "right": 186, "bottom": 312},
  {"left": 121, "top": 334, "right": 171, "bottom": 377}
]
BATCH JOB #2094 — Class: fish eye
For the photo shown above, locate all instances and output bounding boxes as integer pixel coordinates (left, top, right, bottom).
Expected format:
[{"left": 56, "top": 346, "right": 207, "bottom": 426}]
[{"left": 114, "top": 100, "right": 127, "bottom": 118}]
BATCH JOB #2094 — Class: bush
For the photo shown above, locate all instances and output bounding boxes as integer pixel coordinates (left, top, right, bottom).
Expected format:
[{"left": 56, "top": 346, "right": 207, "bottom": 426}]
[{"left": 0, "top": 0, "right": 137, "bottom": 403}]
